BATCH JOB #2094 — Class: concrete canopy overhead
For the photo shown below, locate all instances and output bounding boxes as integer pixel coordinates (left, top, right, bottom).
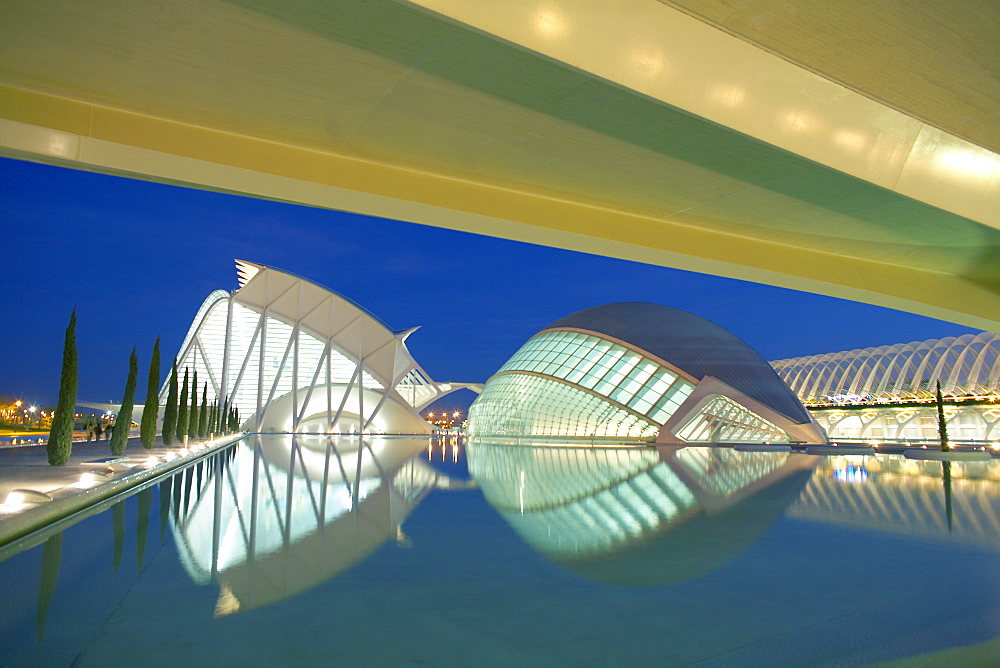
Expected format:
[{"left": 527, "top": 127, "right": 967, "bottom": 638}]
[{"left": 1, "top": 0, "right": 998, "bottom": 330}]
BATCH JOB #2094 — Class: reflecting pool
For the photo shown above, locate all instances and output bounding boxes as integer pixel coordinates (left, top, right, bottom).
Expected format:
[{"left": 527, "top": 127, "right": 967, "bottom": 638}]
[{"left": 2, "top": 435, "right": 1000, "bottom": 665}]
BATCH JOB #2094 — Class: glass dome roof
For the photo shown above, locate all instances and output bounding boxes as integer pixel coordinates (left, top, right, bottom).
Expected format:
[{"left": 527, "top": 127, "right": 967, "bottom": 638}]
[{"left": 546, "top": 303, "right": 811, "bottom": 424}]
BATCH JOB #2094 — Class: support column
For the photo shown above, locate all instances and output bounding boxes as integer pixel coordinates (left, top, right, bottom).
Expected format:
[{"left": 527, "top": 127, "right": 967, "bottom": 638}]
[{"left": 219, "top": 295, "right": 233, "bottom": 431}]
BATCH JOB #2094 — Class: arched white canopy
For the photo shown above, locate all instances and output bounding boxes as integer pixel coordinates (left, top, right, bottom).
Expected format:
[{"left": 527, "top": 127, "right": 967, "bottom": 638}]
[{"left": 166, "top": 260, "right": 471, "bottom": 434}]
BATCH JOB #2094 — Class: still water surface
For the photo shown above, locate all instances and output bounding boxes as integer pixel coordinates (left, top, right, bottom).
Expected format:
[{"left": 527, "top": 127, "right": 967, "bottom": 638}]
[{"left": 2, "top": 435, "right": 999, "bottom": 665}]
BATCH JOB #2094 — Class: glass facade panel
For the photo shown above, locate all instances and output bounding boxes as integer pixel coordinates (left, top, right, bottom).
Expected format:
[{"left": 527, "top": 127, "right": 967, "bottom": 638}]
[
  {"left": 467, "top": 373, "right": 659, "bottom": 439},
  {"left": 594, "top": 352, "right": 640, "bottom": 395},
  {"left": 471, "top": 328, "right": 719, "bottom": 439}
]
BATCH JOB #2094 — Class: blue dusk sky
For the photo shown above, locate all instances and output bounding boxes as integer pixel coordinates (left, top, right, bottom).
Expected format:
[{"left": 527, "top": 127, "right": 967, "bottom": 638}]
[{"left": 0, "top": 156, "right": 983, "bottom": 412}]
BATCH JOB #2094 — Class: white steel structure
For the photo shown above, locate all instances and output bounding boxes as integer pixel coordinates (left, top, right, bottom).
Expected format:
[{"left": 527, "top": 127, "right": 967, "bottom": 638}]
[
  {"left": 807, "top": 404, "right": 1000, "bottom": 443},
  {"left": 771, "top": 332, "right": 1000, "bottom": 403},
  {"left": 771, "top": 332, "right": 1000, "bottom": 443},
  {"left": 165, "top": 260, "right": 470, "bottom": 434}
]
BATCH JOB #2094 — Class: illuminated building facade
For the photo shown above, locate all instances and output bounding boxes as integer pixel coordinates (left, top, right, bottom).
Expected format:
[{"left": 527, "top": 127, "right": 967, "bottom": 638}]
[
  {"left": 166, "top": 260, "right": 472, "bottom": 434},
  {"left": 467, "top": 303, "right": 825, "bottom": 444},
  {"left": 800, "top": 401, "right": 1000, "bottom": 443},
  {"left": 771, "top": 333, "right": 1000, "bottom": 442},
  {"left": 771, "top": 332, "right": 1000, "bottom": 402}
]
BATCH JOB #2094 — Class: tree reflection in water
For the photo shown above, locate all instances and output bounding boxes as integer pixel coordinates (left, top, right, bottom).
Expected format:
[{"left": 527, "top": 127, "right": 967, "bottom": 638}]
[{"left": 35, "top": 532, "right": 61, "bottom": 642}]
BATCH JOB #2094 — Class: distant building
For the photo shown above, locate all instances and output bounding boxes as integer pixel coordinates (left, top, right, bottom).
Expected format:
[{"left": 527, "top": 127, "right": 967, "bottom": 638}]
[{"left": 467, "top": 303, "right": 825, "bottom": 444}]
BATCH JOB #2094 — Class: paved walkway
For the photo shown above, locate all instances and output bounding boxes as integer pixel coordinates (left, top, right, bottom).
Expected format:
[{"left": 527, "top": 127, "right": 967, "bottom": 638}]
[
  {"left": 0, "top": 435, "right": 230, "bottom": 499},
  {"left": 0, "top": 433, "right": 243, "bottom": 551}
]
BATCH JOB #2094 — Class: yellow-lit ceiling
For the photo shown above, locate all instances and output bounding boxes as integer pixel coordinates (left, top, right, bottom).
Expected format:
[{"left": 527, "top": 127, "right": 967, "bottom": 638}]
[{"left": 1, "top": 0, "right": 998, "bottom": 330}]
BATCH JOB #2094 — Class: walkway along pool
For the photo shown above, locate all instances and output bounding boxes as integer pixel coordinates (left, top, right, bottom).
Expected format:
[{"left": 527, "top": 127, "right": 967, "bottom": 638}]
[{"left": 2, "top": 435, "right": 999, "bottom": 665}]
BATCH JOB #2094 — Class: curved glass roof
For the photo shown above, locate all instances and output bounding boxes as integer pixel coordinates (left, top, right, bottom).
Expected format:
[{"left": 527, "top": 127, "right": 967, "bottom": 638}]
[{"left": 546, "top": 303, "right": 811, "bottom": 424}]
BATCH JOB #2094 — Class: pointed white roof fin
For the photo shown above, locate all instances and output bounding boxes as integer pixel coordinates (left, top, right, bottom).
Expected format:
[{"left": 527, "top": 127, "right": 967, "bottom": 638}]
[
  {"left": 235, "top": 259, "right": 263, "bottom": 289},
  {"left": 396, "top": 326, "right": 421, "bottom": 342}
]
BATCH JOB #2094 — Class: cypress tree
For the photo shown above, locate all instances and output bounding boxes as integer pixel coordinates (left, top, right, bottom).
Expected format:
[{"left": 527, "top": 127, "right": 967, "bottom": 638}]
[
  {"left": 177, "top": 368, "right": 189, "bottom": 440},
  {"left": 140, "top": 337, "right": 161, "bottom": 449},
  {"left": 936, "top": 380, "right": 950, "bottom": 451},
  {"left": 110, "top": 347, "right": 138, "bottom": 456},
  {"left": 162, "top": 359, "right": 179, "bottom": 445},
  {"left": 198, "top": 382, "right": 208, "bottom": 438},
  {"left": 47, "top": 309, "right": 78, "bottom": 466},
  {"left": 188, "top": 369, "right": 199, "bottom": 440}
]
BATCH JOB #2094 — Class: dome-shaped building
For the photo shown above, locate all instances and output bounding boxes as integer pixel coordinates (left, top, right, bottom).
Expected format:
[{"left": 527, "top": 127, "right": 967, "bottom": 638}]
[{"left": 467, "top": 303, "right": 825, "bottom": 444}]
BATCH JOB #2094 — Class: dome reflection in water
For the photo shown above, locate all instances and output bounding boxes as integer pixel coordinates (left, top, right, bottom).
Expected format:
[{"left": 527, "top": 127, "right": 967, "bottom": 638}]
[
  {"left": 169, "top": 434, "right": 469, "bottom": 615},
  {"left": 467, "top": 441, "right": 817, "bottom": 585}
]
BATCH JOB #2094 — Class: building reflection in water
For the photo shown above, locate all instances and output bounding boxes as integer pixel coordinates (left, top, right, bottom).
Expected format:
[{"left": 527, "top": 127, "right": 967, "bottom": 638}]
[
  {"left": 168, "top": 435, "right": 472, "bottom": 615},
  {"left": 466, "top": 440, "right": 817, "bottom": 585},
  {"left": 468, "top": 442, "right": 1000, "bottom": 586},
  {"left": 788, "top": 454, "right": 1000, "bottom": 550},
  {"left": 26, "top": 439, "right": 1000, "bottom": 645},
  {"left": 427, "top": 432, "right": 463, "bottom": 463}
]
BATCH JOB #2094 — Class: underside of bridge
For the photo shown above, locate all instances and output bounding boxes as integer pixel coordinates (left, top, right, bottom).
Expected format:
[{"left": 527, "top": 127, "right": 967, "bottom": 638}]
[{"left": 1, "top": 1, "right": 998, "bottom": 329}]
